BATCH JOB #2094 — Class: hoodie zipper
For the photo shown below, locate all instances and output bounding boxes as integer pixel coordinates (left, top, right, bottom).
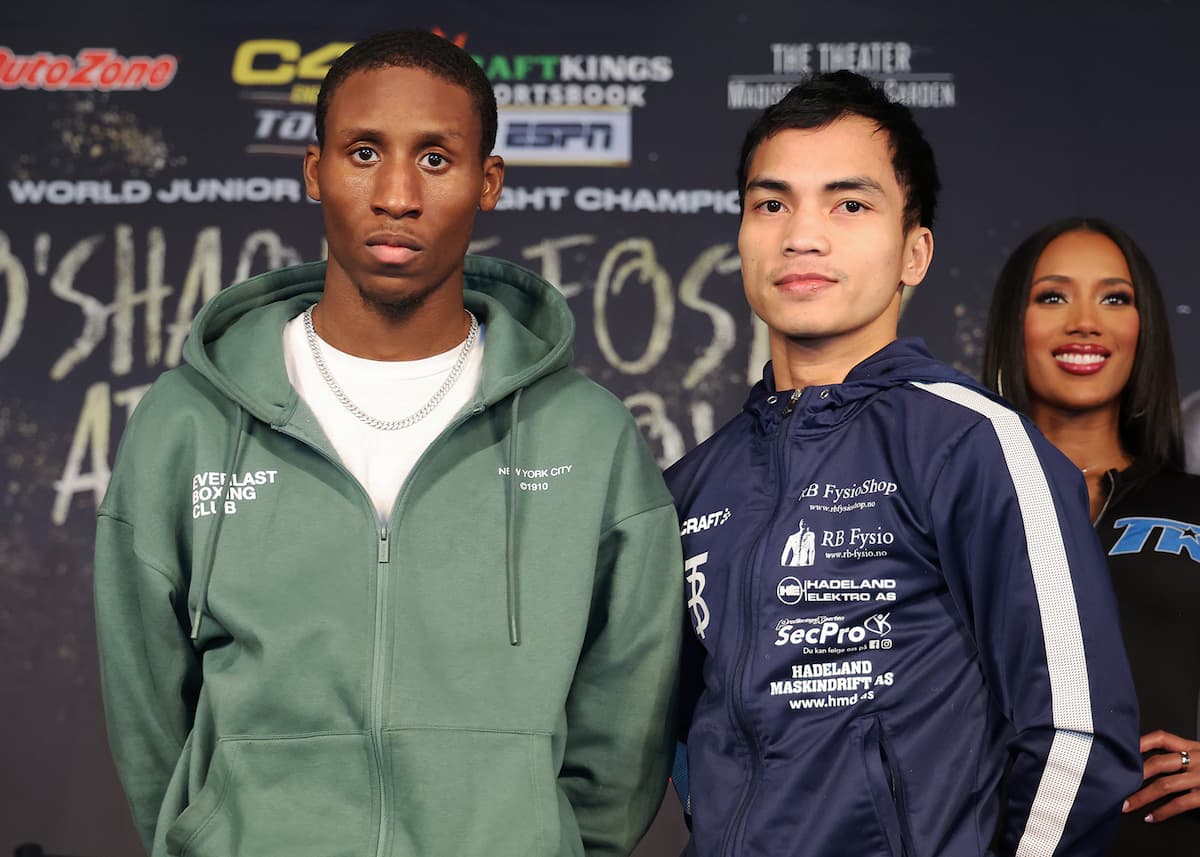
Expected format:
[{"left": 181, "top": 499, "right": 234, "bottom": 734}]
[
  {"left": 720, "top": 388, "right": 802, "bottom": 857},
  {"left": 274, "top": 402, "right": 484, "bottom": 857},
  {"left": 371, "top": 526, "right": 391, "bottom": 857}
]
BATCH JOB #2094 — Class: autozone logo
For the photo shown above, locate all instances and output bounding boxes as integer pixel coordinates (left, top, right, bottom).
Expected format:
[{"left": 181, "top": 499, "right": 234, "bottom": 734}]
[
  {"left": 0, "top": 47, "right": 177, "bottom": 91},
  {"left": 495, "top": 109, "right": 630, "bottom": 166}
]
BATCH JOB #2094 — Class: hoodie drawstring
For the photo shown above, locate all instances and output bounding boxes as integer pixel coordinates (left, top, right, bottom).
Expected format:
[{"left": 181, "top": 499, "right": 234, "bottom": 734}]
[
  {"left": 191, "top": 407, "right": 249, "bottom": 640},
  {"left": 505, "top": 388, "right": 523, "bottom": 646}
]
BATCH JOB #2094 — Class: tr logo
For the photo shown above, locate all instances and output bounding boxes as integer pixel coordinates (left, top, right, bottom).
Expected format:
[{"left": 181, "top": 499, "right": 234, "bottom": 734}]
[
  {"left": 1110, "top": 516, "right": 1200, "bottom": 563},
  {"left": 685, "top": 552, "right": 711, "bottom": 639}
]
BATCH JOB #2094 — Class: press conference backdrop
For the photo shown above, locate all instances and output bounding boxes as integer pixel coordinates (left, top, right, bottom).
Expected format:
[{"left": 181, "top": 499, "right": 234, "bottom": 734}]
[{"left": 2, "top": 1, "right": 1198, "bottom": 853}]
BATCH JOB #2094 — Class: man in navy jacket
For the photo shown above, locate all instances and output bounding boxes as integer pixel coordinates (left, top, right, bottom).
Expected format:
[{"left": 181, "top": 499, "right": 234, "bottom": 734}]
[{"left": 668, "top": 71, "right": 1141, "bottom": 856}]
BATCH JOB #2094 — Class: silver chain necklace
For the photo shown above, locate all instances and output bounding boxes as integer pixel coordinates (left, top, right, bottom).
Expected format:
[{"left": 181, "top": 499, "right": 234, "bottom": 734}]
[{"left": 302, "top": 304, "right": 480, "bottom": 431}]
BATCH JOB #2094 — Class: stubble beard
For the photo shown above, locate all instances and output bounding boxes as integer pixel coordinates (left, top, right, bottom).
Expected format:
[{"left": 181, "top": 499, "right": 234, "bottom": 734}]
[{"left": 355, "top": 276, "right": 443, "bottom": 323}]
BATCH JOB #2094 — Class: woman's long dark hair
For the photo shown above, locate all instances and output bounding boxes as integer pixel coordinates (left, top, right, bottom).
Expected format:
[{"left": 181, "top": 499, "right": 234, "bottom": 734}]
[{"left": 982, "top": 217, "right": 1183, "bottom": 470}]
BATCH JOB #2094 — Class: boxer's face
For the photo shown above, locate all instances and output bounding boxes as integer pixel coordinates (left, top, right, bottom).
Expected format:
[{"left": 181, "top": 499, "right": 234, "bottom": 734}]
[
  {"left": 305, "top": 65, "right": 503, "bottom": 315},
  {"left": 738, "top": 115, "right": 932, "bottom": 362}
]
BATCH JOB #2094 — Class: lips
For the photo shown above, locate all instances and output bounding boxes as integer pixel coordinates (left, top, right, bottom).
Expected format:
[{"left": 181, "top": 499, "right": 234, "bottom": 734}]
[
  {"left": 774, "top": 272, "right": 838, "bottom": 294},
  {"left": 1051, "top": 343, "right": 1111, "bottom": 375},
  {"left": 366, "top": 232, "right": 422, "bottom": 266}
]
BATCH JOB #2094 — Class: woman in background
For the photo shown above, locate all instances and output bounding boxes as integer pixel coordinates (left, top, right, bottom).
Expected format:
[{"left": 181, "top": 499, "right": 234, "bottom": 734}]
[{"left": 983, "top": 217, "right": 1200, "bottom": 853}]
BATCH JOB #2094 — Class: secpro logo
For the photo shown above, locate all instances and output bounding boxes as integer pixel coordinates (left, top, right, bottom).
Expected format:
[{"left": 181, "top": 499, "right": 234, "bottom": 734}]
[
  {"left": 773, "top": 612, "right": 892, "bottom": 648},
  {"left": 0, "top": 47, "right": 178, "bottom": 91}
]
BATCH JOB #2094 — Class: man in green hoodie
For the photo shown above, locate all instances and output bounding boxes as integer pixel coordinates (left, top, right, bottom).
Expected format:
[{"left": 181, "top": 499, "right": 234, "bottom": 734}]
[{"left": 94, "top": 30, "right": 681, "bottom": 857}]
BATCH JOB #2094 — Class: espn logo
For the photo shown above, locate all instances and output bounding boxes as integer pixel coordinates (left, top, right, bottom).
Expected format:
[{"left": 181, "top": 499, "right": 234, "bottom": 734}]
[{"left": 495, "top": 109, "right": 631, "bottom": 166}]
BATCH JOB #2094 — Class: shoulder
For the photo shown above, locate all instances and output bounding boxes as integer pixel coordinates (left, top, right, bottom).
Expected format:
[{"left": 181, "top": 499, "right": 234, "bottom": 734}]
[
  {"left": 120, "top": 365, "right": 235, "bottom": 443},
  {"left": 102, "top": 366, "right": 240, "bottom": 512},
  {"left": 903, "top": 379, "right": 1019, "bottom": 431},
  {"left": 517, "top": 369, "right": 671, "bottom": 500},
  {"left": 665, "top": 410, "right": 754, "bottom": 498},
  {"left": 523, "top": 368, "right": 639, "bottom": 428},
  {"left": 141, "top": 363, "right": 228, "bottom": 408},
  {"left": 897, "top": 381, "right": 1080, "bottom": 499},
  {"left": 903, "top": 380, "right": 1056, "bottom": 457}
]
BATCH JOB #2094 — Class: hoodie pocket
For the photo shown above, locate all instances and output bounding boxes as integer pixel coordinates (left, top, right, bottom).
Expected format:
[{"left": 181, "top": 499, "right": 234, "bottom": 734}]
[
  {"left": 384, "top": 726, "right": 559, "bottom": 857},
  {"left": 164, "top": 733, "right": 375, "bottom": 857},
  {"left": 861, "top": 717, "right": 918, "bottom": 857}
]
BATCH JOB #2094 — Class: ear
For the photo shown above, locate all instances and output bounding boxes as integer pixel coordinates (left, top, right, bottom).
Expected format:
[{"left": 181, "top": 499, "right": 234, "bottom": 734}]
[
  {"left": 478, "top": 155, "right": 505, "bottom": 211},
  {"left": 900, "top": 226, "right": 933, "bottom": 287},
  {"left": 303, "top": 144, "right": 322, "bottom": 202}
]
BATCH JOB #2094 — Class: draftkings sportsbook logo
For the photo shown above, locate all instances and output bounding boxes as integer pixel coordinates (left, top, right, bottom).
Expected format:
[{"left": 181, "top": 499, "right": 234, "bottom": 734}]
[
  {"left": 230, "top": 32, "right": 673, "bottom": 165},
  {"left": 479, "top": 50, "right": 673, "bottom": 167},
  {"left": 726, "top": 40, "right": 956, "bottom": 110}
]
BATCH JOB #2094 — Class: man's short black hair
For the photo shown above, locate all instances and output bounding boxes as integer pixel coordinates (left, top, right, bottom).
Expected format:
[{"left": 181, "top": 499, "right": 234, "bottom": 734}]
[
  {"left": 736, "top": 70, "right": 940, "bottom": 232},
  {"left": 315, "top": 29, "right": 497, "bottom": 159}
]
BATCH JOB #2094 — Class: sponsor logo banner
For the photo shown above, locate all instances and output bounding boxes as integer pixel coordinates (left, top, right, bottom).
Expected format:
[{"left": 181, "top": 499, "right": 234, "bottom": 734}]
[
  {"left": 9, "top": 177, "right": 306, "bottom": 206},
  {"left": 727, "top": 40, "right": 956, "bottom": 110},
  {"left": 232, "top": 38, "right": 350, "bottom": 156},
  {"left": 495, "top": 108, "right": 631, "bottom": 166},
  {"left": 0, "top": 47, "right": 178, "bottom": 91}
]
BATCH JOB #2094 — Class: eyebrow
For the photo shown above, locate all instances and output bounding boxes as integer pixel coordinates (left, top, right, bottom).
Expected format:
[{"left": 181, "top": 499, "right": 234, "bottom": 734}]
[
  {"left": 1033, "top": 274, "right": 1134, "bottom": 287},
  {"left": 334, "top": 126, "right": 468, "bottom": 145},
  {"left": 824, "top": 176, "right": 885, "bottom": 196},
  {"left": 744, "top": 175, "right": 887, "bottom": 196},
  {"left": 745, "top": 177, "right": 791, "bottom": 194}
]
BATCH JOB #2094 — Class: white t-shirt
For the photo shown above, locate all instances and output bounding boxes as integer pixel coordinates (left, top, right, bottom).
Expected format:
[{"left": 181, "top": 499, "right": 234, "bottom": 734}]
[{"left": 282, "top": 311, "right": 485, "bottom": 523}]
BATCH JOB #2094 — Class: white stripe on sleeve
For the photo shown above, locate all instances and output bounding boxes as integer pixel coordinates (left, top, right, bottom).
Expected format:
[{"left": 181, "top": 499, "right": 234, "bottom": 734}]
[{"left": 913, "top": 381, "right": 1093, "bottom": 857}]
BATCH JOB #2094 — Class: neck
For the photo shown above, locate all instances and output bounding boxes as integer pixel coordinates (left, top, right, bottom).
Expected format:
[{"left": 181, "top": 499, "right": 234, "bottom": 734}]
[
  {"left": 769, "top": 328, "right": 896, "bottom": 391},
  {"left": 312, "top": 282, "right": 471, "bottom": 361},
  {"left": 1028, "top": 402, "right": 1130, "bottom": 474}
]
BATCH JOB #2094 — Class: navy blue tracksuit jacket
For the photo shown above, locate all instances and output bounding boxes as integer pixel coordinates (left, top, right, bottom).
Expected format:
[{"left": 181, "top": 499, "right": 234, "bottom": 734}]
[{"left": 667, "top": 339, "right": 1141, "bottom": 857}]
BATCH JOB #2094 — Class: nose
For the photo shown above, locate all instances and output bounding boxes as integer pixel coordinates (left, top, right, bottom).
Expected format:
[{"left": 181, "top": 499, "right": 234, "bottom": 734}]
[
  {"left": 1065, "top": 298, "right": 1102, "bottom": 336},
  {"left": 371, "top": 159, "right": 421, "bottom": 218},
  {"left": 781, "top": 202, "right": 830, "bottom": 256}
]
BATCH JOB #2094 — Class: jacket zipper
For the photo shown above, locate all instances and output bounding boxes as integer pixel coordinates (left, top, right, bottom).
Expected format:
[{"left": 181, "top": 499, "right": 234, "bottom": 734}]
[
  {"left": 876, "top": 719, "right": 917, "bottom": 857},
  {"left": 720, "top": 388, "right": 801, "bottom": 857},
  {"left": 274, "top": 403, "right": 483, "bottom": 857},
  {"left": 1091, "top": 469, "right": 1116, "bottom": 528}
]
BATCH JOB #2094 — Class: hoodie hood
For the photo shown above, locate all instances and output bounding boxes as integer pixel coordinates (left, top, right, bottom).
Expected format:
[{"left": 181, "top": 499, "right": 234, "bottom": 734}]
[
  {"left": 182, "top": 255, "right": 575, "bottom": 426},
  {"left": 745, "top": 337, "right": 992, "bottom": 433}
]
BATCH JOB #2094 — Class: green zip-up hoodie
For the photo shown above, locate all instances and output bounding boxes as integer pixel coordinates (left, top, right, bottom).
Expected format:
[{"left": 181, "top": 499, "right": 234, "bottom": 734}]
[{"left": 94, "top": 257, "right": 682, "bottom": 857}]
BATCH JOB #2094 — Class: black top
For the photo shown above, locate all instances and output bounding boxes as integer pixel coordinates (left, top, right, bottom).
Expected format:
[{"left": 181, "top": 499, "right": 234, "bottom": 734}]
[{"left": 1097, "top": 461, "right": 1200, "bottom": 854}]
